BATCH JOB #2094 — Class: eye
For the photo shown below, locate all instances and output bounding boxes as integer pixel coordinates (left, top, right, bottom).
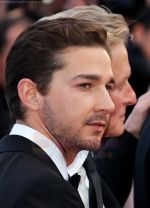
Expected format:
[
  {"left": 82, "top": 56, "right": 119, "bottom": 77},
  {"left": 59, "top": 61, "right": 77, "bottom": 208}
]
[
  {"left": 106, "top": 84, "right": 113, "bottom": 91},
  {"left": 78, "top": 83, "right": 92, "bottom": 89}
]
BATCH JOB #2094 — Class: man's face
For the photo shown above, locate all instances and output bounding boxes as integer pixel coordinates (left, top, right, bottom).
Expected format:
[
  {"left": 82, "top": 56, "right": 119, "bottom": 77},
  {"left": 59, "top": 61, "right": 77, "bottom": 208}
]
[
  {"left": 105, "top": 42, "right": 136, "bottom": 137},
  {"left": 39, "top": 46, "right": 115, "bottom": 151}
]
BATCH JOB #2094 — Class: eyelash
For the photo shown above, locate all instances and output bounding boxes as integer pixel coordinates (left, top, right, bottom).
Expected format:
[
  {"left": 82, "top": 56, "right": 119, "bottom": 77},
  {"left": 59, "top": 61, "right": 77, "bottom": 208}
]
[
  {"left": 78, "top": 83, "right": 92, "bottom": 89},
  {"left": 78, "top": 83, "right": 114, "bottom": 91}
]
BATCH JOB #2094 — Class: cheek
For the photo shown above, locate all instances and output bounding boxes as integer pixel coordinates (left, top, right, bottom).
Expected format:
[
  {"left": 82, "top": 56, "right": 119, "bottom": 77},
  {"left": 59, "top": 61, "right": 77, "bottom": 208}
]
[
  {"left": 109, "top": 91, "right": 123, "bottom": 114},
  {"left": 105, "top": 90, "right": 127, "bottom": 136},
  {"left": 48, "top": 91, "right": 90, "bottom": 122}
]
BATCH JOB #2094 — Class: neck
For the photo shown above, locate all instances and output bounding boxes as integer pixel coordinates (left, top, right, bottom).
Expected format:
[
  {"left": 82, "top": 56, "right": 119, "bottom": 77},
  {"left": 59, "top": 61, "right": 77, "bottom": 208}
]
[{"left": 64, "top": 149, "right": 79, "bottom": 166}]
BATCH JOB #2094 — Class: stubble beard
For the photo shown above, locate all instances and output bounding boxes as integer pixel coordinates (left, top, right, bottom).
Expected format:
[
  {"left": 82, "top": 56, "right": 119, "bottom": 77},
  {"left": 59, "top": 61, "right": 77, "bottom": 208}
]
[{"left": 40, "top": 103, "right": 102, "bottom": 152}]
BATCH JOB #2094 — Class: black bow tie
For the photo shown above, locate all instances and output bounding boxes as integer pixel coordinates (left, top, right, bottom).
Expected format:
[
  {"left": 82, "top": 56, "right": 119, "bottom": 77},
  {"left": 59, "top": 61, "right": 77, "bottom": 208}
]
[{"left": 69, "top": 173, "right": 81, "bottom": 190}]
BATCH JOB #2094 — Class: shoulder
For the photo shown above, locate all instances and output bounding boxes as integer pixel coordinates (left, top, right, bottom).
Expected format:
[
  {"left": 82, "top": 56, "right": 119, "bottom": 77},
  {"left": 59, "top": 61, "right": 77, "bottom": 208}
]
[{"left": 0, "top": 151, "right": 75, "bottom": 207}]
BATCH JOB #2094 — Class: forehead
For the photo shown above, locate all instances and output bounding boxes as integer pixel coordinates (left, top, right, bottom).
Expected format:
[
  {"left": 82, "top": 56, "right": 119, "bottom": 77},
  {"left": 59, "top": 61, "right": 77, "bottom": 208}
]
[
  {"left": 110, "top": 42, "right": 131, "bottom": 83},
  {"left": 56, "top": 46, "right": 113, "bottom": 81}
]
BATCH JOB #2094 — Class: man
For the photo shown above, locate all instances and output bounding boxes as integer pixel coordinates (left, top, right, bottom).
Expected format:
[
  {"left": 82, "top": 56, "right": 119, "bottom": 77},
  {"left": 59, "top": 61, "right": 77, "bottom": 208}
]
[
  {"left": 43, "top": 5, "right": 136, "bottom": 206},
  {"left": 0, "top": 18, "right": 115, "bottom": 208}
]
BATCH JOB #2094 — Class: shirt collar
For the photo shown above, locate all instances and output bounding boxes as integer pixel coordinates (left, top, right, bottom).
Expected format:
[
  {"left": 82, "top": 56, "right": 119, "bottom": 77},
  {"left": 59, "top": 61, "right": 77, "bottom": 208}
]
[
  {"left": 67, "top": 150, "right": 89, "bottom": 177},
  {"left": 10, "top": 124, "right": 68, "bottom": 180}
]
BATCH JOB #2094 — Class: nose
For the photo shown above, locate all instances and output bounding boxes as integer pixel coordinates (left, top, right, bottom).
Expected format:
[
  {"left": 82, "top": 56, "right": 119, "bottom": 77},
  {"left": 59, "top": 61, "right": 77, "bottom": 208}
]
[
  {"left": 125, "top": 83, "right": 137, "bottom": 106},
  {"left": 94, "top": 89, "right": 115, "bottom": 114}
]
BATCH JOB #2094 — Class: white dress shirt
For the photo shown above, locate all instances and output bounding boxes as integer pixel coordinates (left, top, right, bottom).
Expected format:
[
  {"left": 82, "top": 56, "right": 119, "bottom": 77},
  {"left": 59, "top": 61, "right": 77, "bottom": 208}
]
[
  {"left": 68, "top": 150, "right": 89, "bottom": 208},
  {"left": 10, "top": 124, "right": 89, "bottom": 208}
]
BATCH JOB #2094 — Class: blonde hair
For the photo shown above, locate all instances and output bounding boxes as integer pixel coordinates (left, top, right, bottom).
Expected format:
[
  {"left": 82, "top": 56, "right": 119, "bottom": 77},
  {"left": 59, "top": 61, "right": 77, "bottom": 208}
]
[{"left": 40, "top": 5, "right": 129, "bottom": 46}]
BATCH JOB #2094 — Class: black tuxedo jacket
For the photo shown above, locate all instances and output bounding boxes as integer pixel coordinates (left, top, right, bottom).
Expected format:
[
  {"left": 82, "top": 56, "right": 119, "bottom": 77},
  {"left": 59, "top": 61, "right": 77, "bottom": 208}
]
[
  {"left": 0, "top": 135, "right": 120, "bottom": 208},
  {"left": 0, "top": 135, "right": 84, "bottom": 208}
]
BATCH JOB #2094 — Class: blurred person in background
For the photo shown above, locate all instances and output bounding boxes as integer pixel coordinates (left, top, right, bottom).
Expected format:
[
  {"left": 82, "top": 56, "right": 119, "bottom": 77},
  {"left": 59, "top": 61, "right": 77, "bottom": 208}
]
[
  {"left": 98, "top": 0, "right": 144, "bottom": 21},
  {"left": 63, "top": 0, "right": 98, "bottom": 10},
  {"left": 24, "top": 0, "right": 65, "bottom": 17},
  {"left": 5, "top": 0, "right": 65, "bottom": 19},
  {"left": 0, "top": 2, "right": 6, "bottom": 19},
  {"left": 127, "top": 7, "right": 150, "bottom": 98},
  {"left": 0, "top": 16, "right": 33, "bottom": 138},
  {"left": 2, "top": 0, "right": 99, "bottom": 20}
]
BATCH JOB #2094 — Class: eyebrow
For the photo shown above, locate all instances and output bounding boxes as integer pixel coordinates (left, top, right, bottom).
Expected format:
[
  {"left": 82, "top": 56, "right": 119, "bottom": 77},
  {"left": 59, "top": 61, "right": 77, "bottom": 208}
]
[
  {"left": 72, "top": 74, "right": 115, "bottom": 84},
  {"left": 72, "top": 74, "right": 105, "bottom": 81},
  {"left": 72, "top": 74, "right": 114, "bottom": 83}
]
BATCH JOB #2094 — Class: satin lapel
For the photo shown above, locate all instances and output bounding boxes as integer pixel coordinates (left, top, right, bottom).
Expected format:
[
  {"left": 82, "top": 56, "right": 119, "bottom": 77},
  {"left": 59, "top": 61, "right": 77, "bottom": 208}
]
[{"left": 84, "top": 153, "right": 103, "bottom": 208}]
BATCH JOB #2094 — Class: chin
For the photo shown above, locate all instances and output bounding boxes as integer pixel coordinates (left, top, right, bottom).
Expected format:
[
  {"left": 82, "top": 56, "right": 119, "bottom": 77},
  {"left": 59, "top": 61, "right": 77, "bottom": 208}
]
[
  {"left": 90, "top": 141, "right": 101, "bottom": 151},
  {"left": 78, "top": 139, "right": 101, "bottom": 151}
]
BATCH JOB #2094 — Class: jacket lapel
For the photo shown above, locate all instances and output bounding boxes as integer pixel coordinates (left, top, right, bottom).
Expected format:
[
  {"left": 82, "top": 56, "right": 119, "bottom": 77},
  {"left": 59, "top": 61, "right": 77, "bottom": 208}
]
[
  {"left": 84, "top": 153, "right": 103, "bottom": 208},
  {"left": 0, "top": 135, "right": 62, "bottom": 174},
  {"left": 84, "top": 153, "right": 121, "bottom": 208}
]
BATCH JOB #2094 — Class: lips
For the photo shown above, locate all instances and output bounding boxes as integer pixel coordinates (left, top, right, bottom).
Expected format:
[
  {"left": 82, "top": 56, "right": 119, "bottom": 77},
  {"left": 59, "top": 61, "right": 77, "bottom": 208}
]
[{"left": 87, "top": 121, "right": 106, "bottom": 131}]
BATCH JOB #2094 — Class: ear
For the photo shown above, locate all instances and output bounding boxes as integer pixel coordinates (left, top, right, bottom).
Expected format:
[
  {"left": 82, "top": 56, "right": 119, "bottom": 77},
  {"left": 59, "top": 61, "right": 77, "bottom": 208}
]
[{"left": 17, "top": 78, "right": 41, "bottom": 111}]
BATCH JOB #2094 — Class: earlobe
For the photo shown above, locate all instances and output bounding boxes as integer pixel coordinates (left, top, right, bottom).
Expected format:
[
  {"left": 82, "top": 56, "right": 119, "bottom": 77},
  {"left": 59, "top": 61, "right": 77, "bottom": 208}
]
[{"left": 17, "top": 78, "right": 40, "bottom": 111}]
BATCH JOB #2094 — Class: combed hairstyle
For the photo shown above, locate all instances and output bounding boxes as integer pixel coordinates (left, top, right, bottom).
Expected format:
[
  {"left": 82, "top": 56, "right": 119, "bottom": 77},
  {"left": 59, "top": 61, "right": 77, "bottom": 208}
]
[
  {"left": 5, "top": 17, "right": 109, "bottom": 122},
  {"left": 41, "top": 5, "right": 129, "bottom": 46}
]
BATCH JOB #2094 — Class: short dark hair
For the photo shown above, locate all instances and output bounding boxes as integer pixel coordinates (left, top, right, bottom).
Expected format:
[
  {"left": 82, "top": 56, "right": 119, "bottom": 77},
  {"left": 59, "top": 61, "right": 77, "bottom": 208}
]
[{"left": 5, "top": 18, "right": 109, "bottom": 122}]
